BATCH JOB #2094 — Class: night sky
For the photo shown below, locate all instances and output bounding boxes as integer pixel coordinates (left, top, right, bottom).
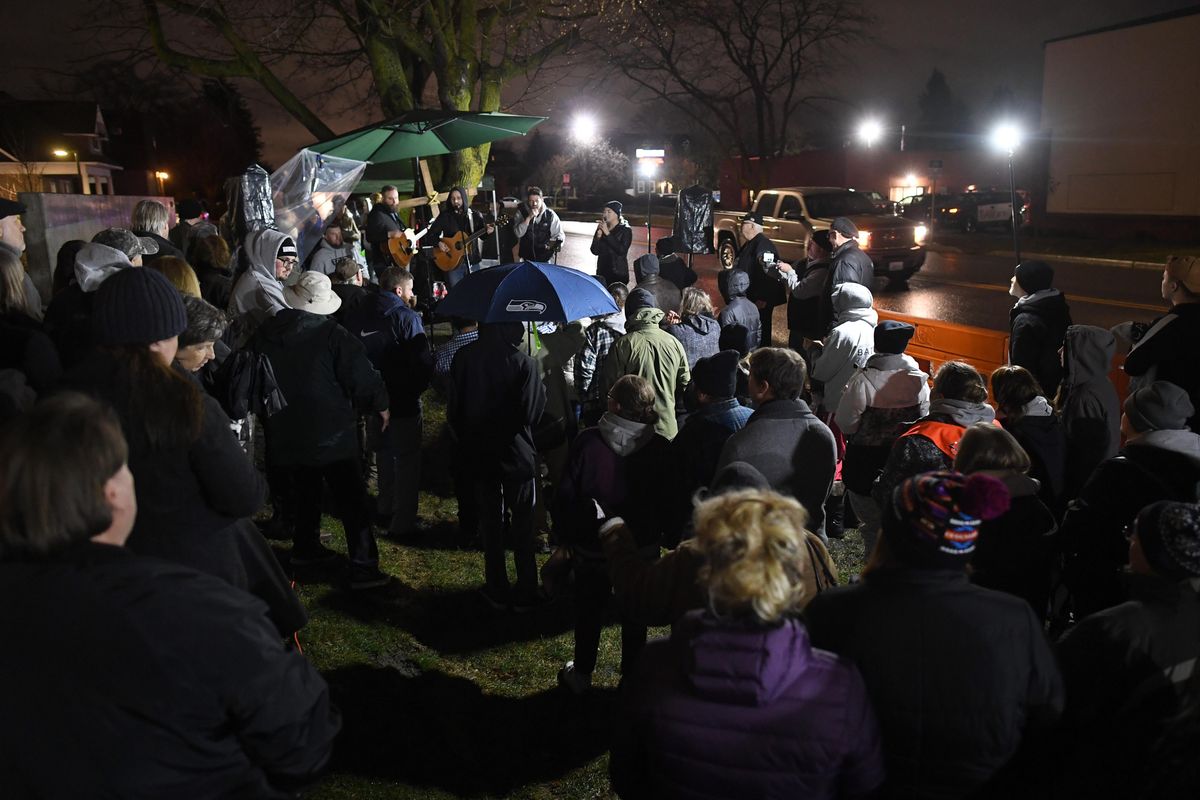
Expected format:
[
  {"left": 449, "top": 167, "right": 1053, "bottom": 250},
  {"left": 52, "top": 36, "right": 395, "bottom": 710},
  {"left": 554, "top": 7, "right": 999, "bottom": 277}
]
[{"left": 3, "top": 0, "right": 1195, "bottom": 163}]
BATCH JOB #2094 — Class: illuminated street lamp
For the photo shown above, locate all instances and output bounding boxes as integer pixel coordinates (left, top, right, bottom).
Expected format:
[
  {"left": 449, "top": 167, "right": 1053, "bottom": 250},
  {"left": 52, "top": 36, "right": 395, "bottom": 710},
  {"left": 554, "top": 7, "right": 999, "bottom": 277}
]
[
  {"left": 990, "top": 122, "right": 1024, "bottom": 262},
  {"left": 857, "top": 119, "right": 883, "bottom": 148},
  {"left": 52, "top": 148, "right": 85, "bottom": 194},
  {"left": 154, "top": 170, "right": 170, "bottom": 195},
  {"left": 571, "top": 113, "right": 598, "bottom": 145},
  {"left": 639, "top": 159, "right": 657, "bottom": 251}
]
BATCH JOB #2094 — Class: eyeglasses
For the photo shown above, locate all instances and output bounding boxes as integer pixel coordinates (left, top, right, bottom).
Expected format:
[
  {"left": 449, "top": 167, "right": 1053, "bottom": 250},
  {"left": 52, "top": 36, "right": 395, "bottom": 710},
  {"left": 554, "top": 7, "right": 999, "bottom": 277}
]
[{"left": 278, "top": 258, "right": 298, "bottom": 268}]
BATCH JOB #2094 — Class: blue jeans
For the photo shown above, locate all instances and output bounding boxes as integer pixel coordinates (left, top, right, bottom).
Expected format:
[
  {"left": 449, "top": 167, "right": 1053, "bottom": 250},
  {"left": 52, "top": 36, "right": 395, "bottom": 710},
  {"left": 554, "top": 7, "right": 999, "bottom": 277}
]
[{"left": 445, "top": 259, "right": 480, "bottom": 289}]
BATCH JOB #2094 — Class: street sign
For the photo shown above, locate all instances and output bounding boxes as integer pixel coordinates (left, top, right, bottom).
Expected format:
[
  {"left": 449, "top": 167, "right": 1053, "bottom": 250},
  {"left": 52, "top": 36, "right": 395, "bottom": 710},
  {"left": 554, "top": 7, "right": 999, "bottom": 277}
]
[
  {"left": 562, "top": 172, "right": 571, "bottom": 185},
  {"left": 636, "top": 148, "right": 665, "bottom": 159}
]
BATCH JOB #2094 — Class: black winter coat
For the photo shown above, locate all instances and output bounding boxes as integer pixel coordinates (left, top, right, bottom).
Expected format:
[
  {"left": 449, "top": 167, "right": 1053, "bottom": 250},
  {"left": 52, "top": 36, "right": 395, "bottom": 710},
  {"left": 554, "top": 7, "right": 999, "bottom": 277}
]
[
  {"left": 42, "top": 283, "right": 95, "bottom": 368},
  {"left": 717, "top": 270, "right": 762, "bottom": 350},
  {"left": 252, "top": 309, "right": 388, "bottom": 467},
  {"left": 1010, "top": 290, "right": 1071, "bottom": 397},
  {"left": 736, "top": 232, "right": 785, "bottom": 307},
  {"left": 448, "top": 323, "right": 547, "bottom": 479},
  {"left": 591, "top": 222, "right": 633, "bottom": 285},
  {"left": 1059, "top": 325, "right": 1120, "bottom": 500},
  {"left": 132, "top": 229, "right": 185, "bottom": 265},
  {"left": 828, "top": 240, "right": 874, "bottom": 289},
  {"left": 969, "top": 472, "right": 1058, "bottom": 620},
  {"left": 0, "top": 543, "right": 339, "bottom": 798},
  {"left": 1002, "top": 411, "right": 1067, "bottom": 514},
  {"left": 804, "top": 569, "right": 1064, "bottom": 800},
  {"left": 1124, "top": 302, "right": 1200, "bottom": 431},
  {"left": 0, "top": 311, "right": 61, "bottom": 395},
  {"left": 340, "top": 287, "right": 432, "bottom": 417}
]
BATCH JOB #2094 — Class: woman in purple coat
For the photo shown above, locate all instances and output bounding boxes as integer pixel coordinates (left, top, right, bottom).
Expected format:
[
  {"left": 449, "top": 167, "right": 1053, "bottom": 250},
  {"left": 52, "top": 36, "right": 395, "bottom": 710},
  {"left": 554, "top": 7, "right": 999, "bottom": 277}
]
[{"left": 610, "top": 488, "right": 885, "bottom": 799}]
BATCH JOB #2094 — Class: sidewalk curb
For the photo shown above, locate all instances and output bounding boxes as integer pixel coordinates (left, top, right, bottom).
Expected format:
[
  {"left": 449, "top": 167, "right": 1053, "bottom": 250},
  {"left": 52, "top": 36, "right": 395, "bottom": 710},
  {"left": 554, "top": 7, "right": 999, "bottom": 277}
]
[{"left": 985, "top": 250, "right": 1165, "bottom": 271}]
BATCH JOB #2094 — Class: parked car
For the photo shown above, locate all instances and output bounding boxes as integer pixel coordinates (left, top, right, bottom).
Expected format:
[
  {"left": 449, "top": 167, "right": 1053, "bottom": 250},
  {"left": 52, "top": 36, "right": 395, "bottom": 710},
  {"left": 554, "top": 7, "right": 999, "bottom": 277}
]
[
  {"left": 896, "top": 193, "right": 962, "bottom": 228},
  {"left": 712, "top": 187, "right": 927, "bottom": 284},
  {"left": 943, "top": 190, "right": 1030, "bottom": 232}
]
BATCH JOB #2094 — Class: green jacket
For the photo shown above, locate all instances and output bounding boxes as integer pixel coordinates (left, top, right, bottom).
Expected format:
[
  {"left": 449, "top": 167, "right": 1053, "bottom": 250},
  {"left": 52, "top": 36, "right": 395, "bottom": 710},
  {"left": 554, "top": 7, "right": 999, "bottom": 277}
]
[{"left": 600, "top": 307, "right": 691, "bottom": 439}]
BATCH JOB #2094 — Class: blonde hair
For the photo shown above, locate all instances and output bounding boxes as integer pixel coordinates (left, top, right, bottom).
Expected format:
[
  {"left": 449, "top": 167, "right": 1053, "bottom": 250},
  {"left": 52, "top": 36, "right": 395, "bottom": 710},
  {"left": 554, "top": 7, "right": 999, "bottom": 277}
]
[
  {"left": 679, "top": 286, "right": 715, "bottom": 319},
  {"left": 610, "top": 374, "right": 658, "bottom": 424},
  {"left": 149, "top": 256, "right": 202, "bottom": 298},
  {"left": 694, "top": 489, "right": 813, "bottom": 622},
  {"left": 0, "top": 249, "right": 30, "bottom": 315}
]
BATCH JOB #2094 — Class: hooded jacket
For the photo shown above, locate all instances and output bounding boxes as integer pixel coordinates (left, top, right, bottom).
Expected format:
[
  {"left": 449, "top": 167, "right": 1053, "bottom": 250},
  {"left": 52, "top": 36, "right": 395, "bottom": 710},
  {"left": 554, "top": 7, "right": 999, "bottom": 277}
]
[
  {"left": 601, "top": 307, "right": 691, "bottom": 440},
  {"left": 665, "top": 312, "right": 720, "bottom": 370},
  {"left": 1001, "top": 397, "right": 1067, "bottom": 513},
  {"left": 812, "top": 283, "right": 877, "bottom": 413},
  {"left": 969, "top": 471, "right": 1058, "bottom": 619},
  {"left": 1060, "top": 428, "right": 1200, "bottom": 616},
  {"left": 716, "top": 397, "right": 838, "bottom": 536},
  {"left": 611, "top": 612, "right": 885, "bottom": 800},
  {"left": 43, "top": 244, "right": 133, "bottom": 367},
  {"left": 804, "top": 569, "right": 1063, "bottom": 800},
  {"left": 1010, "top": 288, "right": 1071, "bottom": 397},
  {"left": 552, "top": 413, "right": 674, "bottom": 552},
  {"left": 591, "top": 217, "right": 633, "bottom": 285},
  {"left": 428, "top": 187, "right": 488, "bottom": 265},
  {"left": 716, "top": 269, "right": 762, "bottom": 350},
  {"left": 230, "top": 229, "right": 291, "bottom": 321},
  {"left": 836, "top": 352, "right": 930, "bottom": 496},
  {"left": 1059, "top": 325, "right": 1120, "bottom": 499},
  {"left": 448, "top": 322, "right": 546, "bottom": 479},
  {"left": 250, "top": 309, "right": 388, "bottom": 467},
  {"left": 1123, "top": 302, "right": 1200, "bottom": 431}
]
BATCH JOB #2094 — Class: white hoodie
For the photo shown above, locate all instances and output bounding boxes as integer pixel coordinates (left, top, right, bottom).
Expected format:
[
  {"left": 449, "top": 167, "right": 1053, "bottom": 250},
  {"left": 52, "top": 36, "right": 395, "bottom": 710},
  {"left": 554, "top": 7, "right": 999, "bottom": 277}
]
[
  {"left": 836, "top": 352, "right": 931, "bottom": 436},
  {"left": 813, "top": 283, "right": 878, "bottom": 414},
  {"left": 229, "top": 229, "right": 293, "bottom": 318},
  {"left": 73, "top": 243, "right": 133, "bottom": 293}
]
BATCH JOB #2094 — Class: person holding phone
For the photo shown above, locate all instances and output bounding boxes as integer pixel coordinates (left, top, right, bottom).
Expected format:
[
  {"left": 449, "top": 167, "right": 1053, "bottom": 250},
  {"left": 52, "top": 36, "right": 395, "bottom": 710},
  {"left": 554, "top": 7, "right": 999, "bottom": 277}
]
[
  {"left": 591, "top": 200, "right": 633, "bottom": 285},
  {"left": 731, "top": 211, "right": 784, "bottom": 347}
]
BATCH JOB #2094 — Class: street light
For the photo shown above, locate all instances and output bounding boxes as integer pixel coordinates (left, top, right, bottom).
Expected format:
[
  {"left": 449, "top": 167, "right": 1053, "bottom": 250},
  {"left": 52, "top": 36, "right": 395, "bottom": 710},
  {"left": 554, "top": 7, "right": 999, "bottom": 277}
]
[
  {"left": 990, "top": 122, "right": 1024, "bottom": 262},
  {"left": 571, "top": 113, "right": 598, "bottom": 145},
  {"left": 154, "top": 170, "right": 170, "bottom": 195},
  {"left": 857, "top": 119, "right": 883, "bottom": 148},
  {"left": 639, "top": 159, "right": 657, "bottom": 251},
  {"left": 52, "top": 148, "right": 85, "bottom": 194}
]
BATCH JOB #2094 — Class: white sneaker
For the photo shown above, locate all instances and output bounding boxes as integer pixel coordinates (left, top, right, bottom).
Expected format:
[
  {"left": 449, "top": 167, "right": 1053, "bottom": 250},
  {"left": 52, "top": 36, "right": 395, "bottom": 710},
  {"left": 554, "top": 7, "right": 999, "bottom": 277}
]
[{"left": 557, "top": 661, "right": 592, "bottom": 695}]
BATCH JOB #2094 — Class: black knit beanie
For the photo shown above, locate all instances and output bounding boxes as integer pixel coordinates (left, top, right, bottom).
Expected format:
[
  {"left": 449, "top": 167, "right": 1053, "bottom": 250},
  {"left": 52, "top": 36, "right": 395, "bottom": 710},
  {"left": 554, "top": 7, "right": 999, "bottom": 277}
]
[
  {"left": 92, "top": 267, "right": 188, "bottom": 345},
  {"left": 1014, "top": 260, "right": 1054, "bottom": 294}
]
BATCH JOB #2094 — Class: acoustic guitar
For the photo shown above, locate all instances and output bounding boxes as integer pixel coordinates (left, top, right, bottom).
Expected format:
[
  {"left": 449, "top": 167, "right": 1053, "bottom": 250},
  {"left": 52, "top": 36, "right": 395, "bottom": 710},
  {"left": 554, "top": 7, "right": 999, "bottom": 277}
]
[
  {"left": 433, "top": 216, "right": 508, "bottom": 273},
  {"left": 387, "top": 227, "right": 428, "bottom": 267}
]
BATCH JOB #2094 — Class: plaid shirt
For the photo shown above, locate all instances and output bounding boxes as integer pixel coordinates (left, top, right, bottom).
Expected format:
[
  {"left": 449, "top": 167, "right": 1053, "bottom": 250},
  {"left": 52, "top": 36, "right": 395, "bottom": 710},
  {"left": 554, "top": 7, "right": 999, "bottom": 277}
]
[
  {"left": 575, "top": 320, "right": 622, "bottom": 414},
  {"left": 434, "top": 329, "right": 480, "bottom": 375}
]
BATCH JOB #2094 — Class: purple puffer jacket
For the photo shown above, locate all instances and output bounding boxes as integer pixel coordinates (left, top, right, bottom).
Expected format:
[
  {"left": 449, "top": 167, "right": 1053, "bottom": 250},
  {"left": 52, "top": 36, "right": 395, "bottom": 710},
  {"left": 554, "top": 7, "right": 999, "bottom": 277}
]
[{"left": 611, "top": 610, "right": 885, "bottom": 799}]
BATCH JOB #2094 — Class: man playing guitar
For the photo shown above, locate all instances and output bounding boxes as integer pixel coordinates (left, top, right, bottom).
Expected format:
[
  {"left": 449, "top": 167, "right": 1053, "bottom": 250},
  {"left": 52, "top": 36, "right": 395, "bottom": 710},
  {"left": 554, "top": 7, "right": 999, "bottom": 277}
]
[{"left": 427, "top": 187, "right": 496, "bottom": 287}]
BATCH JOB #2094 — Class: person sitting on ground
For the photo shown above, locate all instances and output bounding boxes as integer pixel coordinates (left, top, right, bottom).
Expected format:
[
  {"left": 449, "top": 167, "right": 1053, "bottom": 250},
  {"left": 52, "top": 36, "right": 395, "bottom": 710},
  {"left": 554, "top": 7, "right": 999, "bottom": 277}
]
[
  {"left": 148, "top": 255, "right": 202, "bottom": 298},
  {"left": 611, "top": 486, "right": 882, "bottom": 800},
  {"left": 592, "top": 201, "right": 633, "bottom": 286},
  {"left": 1056, "top": 500, "right": 1200, "bottom": 798},
  {"left": 810, "top": 282, "right": 876, "bottom": 416},
  {"left": 576, "top": 283, "right": 627, "bottom": 426},
  {"left": 716, "top": 347, "right": 837, "bottom": 538},
  {"left": 1008, "top": 260, "right": 1071, "bottom": 400},
  {"left": 955, "top": 423, "right": 1058, "bottom": 619},
  {"left": 553, "top": 375, "right": 674, "bottom": 694},
  {"left": 1057, "top": 324, "right": 1120, "bottom": 501},
  {"left": 836, "top": 320, "right": 929, "bottom": 557},
  {"left": 600, "top": 288, "right": 690, "bottom": 440},
  {"left": 130, "top": 199, "right": 184, "bottom": 264},
  {"left": 653, "top": 236, "right": 697, "bottom": 292},
  {"left": 873, "top": 360, "right": 996, "bottom": 512},
  {"left": 251, "top": 271, "right": 392, "bottom": 591},
  {"left": 1059, "top": 380, "right": 1200, "bottom": 618},
  {"left": 804, "top": 470, "right": 1062, "bottom": 800},
  {"left": 664, "top": 286, "right": 720, "bottom": 370},
  {"left": 190, "top": 234, "right": 235, "bottom": 310},
  {"left": 778, "top": 229, "right": 834, "bottom": 352},
  {"left": 716, "top": 267, "right": 762, "bottom": 350},
  {"left": 990, "top": 365, "right": 1066, "bottom": 514},
  {"left": 0, "top": 393, "right": 339, "bottom": 797},
  {"left": 632, "top": 253, "right": 682, "bottom": 315},
  {"left": 1120, "top": 255, "right": 1200, "bottom": 431}
]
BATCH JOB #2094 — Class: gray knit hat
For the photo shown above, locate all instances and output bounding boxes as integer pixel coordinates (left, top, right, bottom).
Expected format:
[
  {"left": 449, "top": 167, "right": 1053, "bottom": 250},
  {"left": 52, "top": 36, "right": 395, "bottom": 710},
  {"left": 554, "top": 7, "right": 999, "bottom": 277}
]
[
  {"left": 1123, "top": 381, "right": 1195, "bottom": 432},
  {"left": 92, "top": 267, "right": 187, "bottom": 345}
]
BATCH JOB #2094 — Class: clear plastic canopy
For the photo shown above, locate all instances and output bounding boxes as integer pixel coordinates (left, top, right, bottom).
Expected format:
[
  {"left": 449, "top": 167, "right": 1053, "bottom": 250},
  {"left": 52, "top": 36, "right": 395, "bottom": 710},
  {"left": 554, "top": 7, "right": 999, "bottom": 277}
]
[{"left": 271, "top": 149, "right": 368, "bottom": 262}]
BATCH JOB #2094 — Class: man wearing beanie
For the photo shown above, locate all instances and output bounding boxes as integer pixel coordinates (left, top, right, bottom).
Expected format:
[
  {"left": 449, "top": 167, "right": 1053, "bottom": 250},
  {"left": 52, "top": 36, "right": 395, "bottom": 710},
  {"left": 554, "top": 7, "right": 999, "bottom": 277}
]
[
  {"left": 632, "top": 253, "right": 681, "bottom": 315},
  {"left": 671, "top": 350, "right": 753, "bottom": 533},
  {"left": 592, "top": 200, "right": 632, "bottom": 286},
  {"left": 805, "top": 470, "right": 1062, "bottom": 800},
  {"left": 169, "top": 198, "right": 217, "bottom": 259},
  {"left": 1122, "top": 255, "right": 1200, "bottom": 431},
  {"left": 1057, "top": 500, "right": 1200, "bottom": 796},
  {"left": 601, "top": 287, "right": 690, "bottom": 439},
  {"left": 230, "top": 228, "right": 296, "bottom": 330},
  {"left": 1060, "top": 380, "right": 1200, "bottom": 617},
  {"left": 836, "top": 320, "right": 930, "bottom": 555},
  {"left": 1008, "top": 260, "right": 1071, "bottom": 398}
]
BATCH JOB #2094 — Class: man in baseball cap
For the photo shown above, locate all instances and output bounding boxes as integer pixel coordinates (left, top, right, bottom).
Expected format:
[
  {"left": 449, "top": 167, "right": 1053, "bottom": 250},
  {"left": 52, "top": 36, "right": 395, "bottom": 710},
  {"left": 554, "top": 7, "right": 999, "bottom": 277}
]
[{"left": 91, "top": 227, "right": 159, "bottom": 264}]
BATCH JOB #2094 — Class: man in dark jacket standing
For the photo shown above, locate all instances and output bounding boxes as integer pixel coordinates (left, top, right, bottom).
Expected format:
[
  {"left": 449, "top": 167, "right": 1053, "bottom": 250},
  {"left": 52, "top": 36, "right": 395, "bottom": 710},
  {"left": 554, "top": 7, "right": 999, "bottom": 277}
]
[
  {"left": 827, "top": 216, "right": 873, "bottom": 290},
  {"left": 1008, "top": 260, "right": 1071, "bottom": 398},
  {"left": 343, "top": 267, "right": 433, "bottom": 538},
  {"left": 716, "top": 347, "right": 837, "bottom": 537},
  {"left": 449, "top": 322, "right": 547, "bottom": 610},
  {"left": 130, "top": 199, "right": 184, "bottom": 265},
  {"left": 731, "top": 211, "right": 785, "bottom": 347},
  {"left": 1122, "top": 255, "right": 1200, "bottom": 430},
  {"left": 365, "top": 184, "right": 404, "bottom": 276},
  {"left": 716, "top": 269, "right": 762, "bottom": 351},
  {"left": 632, "top": 253, "right": 681, "bottom": 315},
  {"left": 252, "top": 272, "right": 391, "bottom": 590}
]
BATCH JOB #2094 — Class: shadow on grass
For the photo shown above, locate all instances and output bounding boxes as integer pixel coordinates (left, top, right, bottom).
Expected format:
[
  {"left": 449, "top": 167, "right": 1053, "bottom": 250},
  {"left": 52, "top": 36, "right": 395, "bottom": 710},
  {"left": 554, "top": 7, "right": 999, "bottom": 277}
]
[
  {"left": 316, "top": 582, "right": 579, "bottom": 655},
  {"left": 323, "top": 664, "right": 615, "bottom": 796}
]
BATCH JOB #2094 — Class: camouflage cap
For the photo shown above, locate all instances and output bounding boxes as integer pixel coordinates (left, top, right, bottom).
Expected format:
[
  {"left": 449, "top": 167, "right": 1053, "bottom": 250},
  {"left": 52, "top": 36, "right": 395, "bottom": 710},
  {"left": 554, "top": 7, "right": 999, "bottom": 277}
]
[{"left": 91, "top": 227, "right": 159, "bottom": 259}]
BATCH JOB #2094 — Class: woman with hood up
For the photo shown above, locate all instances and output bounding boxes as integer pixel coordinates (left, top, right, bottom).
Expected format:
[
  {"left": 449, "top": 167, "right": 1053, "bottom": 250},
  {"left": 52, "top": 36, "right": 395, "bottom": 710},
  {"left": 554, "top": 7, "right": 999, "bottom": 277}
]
[
  {"left": 810, "top": 282, "right": 877, "bottom": 416},
  {"left": 1056, "top": 324, "right": 1120, "bottom": 500},
  {"left": 552, "top": 374, "right": 674, "bottom": 694},
  {"left": 664, "top": 286, "right": 721, "bottom": 370}
]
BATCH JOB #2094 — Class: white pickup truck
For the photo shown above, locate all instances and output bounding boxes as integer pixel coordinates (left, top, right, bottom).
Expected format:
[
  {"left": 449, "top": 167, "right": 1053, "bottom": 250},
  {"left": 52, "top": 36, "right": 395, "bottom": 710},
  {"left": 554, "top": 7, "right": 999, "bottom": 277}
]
[{"left": 712, "top": 187, "right": 928, "bottom": 284}]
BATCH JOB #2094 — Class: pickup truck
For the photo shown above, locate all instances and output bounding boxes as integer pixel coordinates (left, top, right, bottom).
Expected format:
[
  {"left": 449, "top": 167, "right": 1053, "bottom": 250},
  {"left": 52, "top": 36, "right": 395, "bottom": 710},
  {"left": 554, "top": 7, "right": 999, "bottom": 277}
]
[{"left": 712, "top": 187, "right": 928, "bottom": 284}]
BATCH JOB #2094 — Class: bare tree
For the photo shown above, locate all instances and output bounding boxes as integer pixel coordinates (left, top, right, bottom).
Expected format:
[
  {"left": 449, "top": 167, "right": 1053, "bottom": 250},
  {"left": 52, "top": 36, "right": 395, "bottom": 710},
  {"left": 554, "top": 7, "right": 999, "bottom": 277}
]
[
  {"left": 0, "top": 120, "right": 49, "bottom": 198},
  {"left": 94, "top": 0, "right": 594, "bottom": 187},
  {"left": 606, "top": 0, "right": 869, "bottom": 173}
]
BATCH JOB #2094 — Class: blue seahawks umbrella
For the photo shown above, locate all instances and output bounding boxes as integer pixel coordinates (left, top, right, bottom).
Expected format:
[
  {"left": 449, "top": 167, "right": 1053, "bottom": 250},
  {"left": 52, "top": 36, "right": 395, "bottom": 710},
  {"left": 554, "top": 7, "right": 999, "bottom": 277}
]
[{"left": 435, "top": 261, "right": 618, "bottom": 323}]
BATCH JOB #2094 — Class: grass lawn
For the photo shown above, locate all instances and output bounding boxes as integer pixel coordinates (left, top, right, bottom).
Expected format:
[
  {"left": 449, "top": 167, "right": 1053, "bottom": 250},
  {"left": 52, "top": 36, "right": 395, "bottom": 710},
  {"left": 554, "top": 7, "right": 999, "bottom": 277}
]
[{"left": 293, "top": 390, "right": 868, "bottom": 799}]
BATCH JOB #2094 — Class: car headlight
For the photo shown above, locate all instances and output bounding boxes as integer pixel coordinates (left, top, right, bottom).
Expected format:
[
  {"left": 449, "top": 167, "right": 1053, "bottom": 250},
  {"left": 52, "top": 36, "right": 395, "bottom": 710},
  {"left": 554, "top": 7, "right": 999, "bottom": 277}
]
[
  {"left": 947, "top": 207, "right": 959, "bottom": 214},
  {"left": 856, "top": 231, "right": 871, "bottom": 249},
  {"left": 914, "top": 224, "right": 927, "bottom": 245}
]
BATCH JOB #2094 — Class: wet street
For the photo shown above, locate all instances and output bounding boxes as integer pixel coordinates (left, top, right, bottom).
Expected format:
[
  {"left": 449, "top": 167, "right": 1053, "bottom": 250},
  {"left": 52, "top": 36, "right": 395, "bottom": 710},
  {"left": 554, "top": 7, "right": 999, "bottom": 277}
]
[{"left": 553, "top": 222, "right": 1168, "bottom": 343}]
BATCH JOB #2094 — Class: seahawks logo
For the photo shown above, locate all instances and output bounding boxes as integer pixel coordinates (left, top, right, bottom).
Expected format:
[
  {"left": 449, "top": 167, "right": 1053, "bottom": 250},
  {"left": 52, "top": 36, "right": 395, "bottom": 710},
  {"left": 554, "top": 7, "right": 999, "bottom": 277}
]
[{"left": 506, "top": 300, "right": 547, "bottom": 314}]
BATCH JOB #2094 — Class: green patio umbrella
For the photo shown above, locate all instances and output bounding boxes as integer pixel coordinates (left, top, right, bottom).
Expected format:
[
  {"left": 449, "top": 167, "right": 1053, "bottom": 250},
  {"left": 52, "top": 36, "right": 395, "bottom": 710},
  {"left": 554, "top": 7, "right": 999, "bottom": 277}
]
[{"left": 308, "top": 110, "right": 547, "bottom": 162}]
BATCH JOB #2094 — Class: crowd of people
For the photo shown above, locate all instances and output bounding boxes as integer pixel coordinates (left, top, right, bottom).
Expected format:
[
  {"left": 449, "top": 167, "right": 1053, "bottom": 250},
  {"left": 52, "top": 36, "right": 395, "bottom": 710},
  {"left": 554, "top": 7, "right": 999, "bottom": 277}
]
[{"left": 0, "top": 187, "right": 1198, "bottom": 798}]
